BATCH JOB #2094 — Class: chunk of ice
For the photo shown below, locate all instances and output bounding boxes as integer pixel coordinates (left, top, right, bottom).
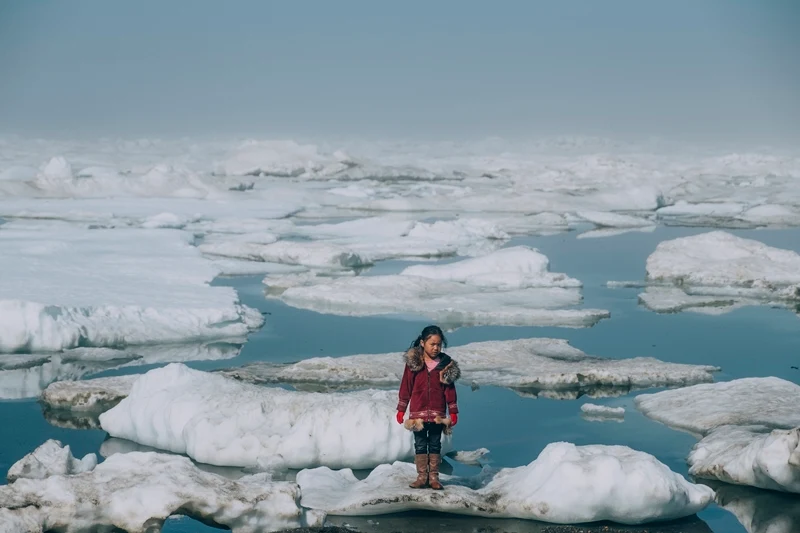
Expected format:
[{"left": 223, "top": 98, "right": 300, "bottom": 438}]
[
  {"left": 7, "top": 439, "right": 97, "bottom": 483},
  {"left": 0, "top": 228, "right": 262, "bottom": 352},
  {"left": 99, "top": 364, "right": 448, "bottom": 469},
  {"left": 296, "top": 443, "right": 713, "bottom": 524},
  {"left": 0, "top": 445, "right": 320, "bottom": 533}
]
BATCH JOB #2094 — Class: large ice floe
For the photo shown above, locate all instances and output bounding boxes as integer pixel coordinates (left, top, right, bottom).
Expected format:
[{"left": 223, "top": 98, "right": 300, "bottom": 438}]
[
  {"left": 0, "top": 440, "right": 322, "bottom": 533},
  {"left": 98, "top": 363, "right": 445, "bottom": 469},
  {"left": 0, "top": 341, "right": 243, "bottom": 400},
  {"left": 636, "top": 377, "right": 800, "bottom": 493},
  {"left": 296, "top": 442, "right": 714, "bottom": 524},
  {"left": 264, "top": 247, "right": 611, "bottom": 328},
  {"left": 0, "top": 227, "right": 262, "bottom": 353},
  {"left": 611, "top": 231, "right": 800, "bottom": 315},
  {"left": 219, "top": 338, "right": 718, "bottom": 398}
]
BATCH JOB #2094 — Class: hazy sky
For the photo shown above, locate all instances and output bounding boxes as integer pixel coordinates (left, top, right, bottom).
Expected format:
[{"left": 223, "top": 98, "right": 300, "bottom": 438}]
[{"left": 1, "top": 0, "right": 798, "bottom": 141}]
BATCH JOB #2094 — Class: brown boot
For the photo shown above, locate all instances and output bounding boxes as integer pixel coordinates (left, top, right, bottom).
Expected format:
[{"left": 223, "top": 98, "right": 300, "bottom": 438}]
[
  {"left": 428, "top": 453, "right": 443, "bottom": 490},
  {"left": 409, "top": 454, "right": 429, "bottom": 488}
]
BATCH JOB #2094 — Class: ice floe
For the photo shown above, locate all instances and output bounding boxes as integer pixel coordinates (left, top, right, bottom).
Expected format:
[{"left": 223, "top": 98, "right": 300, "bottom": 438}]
[
  {"left": 7, "top": 440, "right": 97, "bottom": 483},
  {"left": 265, "top": 247, "right": 610, "bottom": 328},
  {"left": 296, "top": 442, "right": 713, "bottom": 524},
  {"left": 688, "top": 425, "right": 800, "bottom": 493},
  {"left": 42, "top": 375, "right": 137, "bottom": 412},
  {"left": 636, "top": 378, "right": 800, "bottom": 493},
  {"left": 0, "top": 227, "right": 262, "bottom": 353},
  {"left": 0, "top": 341, "right": 242, "bottom": 399},
  {"left": 635, "top": 377, "right": 800, "bottom": 436},
  {"left": 580, "top": 403, "right": 625, "bottom": 421},
  {"left": 220, "top": 338, "right": 717, "bottom": 397},
  {"left": 0, "top": 440, "right": 322, "bottom": 533},
  {"left": 645, "top": 231, "right": 800, "bottom": 298},
  {"left": 99, "top": 363, "right": 447, "bottom": 469}
]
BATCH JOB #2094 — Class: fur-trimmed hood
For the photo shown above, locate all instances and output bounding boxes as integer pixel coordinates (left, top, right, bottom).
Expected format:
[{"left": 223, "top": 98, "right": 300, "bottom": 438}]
[{"left": 403, "top": 347, "right": 461, "bottom": 385}]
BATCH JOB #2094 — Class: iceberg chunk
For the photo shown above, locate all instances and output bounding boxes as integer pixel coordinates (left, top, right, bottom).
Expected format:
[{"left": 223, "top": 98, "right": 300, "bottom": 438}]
[
  {"left": 0, "top": 228, "right": 263, "bottom": 353},
  {"left": 0, "top": 444, "right": 320, "bottom": 533},
  {"left": 222, "top": 338, "right": 717, "bottom": 396},
  {"left": 99, "top": 364, "right": 445, "bottom": 469},
  {"left": 7, "top": 439, "right": 97, "bottom": 483},
  {"left": 296, "top": 443, "right": 713, "bottom": 524}
]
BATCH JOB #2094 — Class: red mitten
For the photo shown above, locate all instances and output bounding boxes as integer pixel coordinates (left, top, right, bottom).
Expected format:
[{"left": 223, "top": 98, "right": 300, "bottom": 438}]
[
  {"left": 396, "top": 411, "right": 404, "bottom": 425},
  {"left": 450, "top": 413, "right": 458, "bottom": 427}
]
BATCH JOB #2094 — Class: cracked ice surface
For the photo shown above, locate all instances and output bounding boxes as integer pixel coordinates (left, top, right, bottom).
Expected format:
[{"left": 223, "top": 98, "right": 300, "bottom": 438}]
[
  {"left": 99, "top": 364, "right": 448, "bottom": 469},
  {"left": 0, "top": 228, "right": 263, "bottom": 353},
  {"left": 296, "top": 443, "right": 713, "bottom": 524},
  {"left": 220, "top": 338, "right": 718, "bottom": 396},
  {"left": 0, "top": 440, "right": 321, "bottom": 533}
]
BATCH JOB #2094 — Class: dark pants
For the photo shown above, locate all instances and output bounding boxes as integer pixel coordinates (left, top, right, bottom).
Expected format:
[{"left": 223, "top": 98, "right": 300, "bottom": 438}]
[{"left": 413, "top": 422, "right": 444, "bottom": 454}]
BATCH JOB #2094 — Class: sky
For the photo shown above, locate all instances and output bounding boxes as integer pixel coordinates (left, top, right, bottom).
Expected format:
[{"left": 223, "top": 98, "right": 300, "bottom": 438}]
[{"left": 1, "top": 0, "right": 798, "bottom": 141}]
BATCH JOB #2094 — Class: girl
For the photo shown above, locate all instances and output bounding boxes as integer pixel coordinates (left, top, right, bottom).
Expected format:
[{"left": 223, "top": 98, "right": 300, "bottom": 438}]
[{"left": 396, "top": 325, "right": 461, "bottom": 490}]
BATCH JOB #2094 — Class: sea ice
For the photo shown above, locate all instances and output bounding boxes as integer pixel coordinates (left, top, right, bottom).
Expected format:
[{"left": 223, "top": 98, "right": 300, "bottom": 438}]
[
  {"left": 636, "top": 378, "right": 800, "bottom": 493},
  {"left": 7, "top": 440, "right": 97, "bottom": 483},
  {"left": 42, "top": 375, "right": 137, "bottom": 412},
  {"left": 446, "top": 448, "right": 491, "bottom": 466},
  {"left": 0, "top": 227, "right": 262, "bottom": 353},
  {"left": 688, "top": 425, "right": 800, "bottom": 493},
  {"left": 575, "top": 211, "right": 655, "bottom": 228},
  {"left": 220, "top": 338, "right": 717, "bottom": 396},
  {"left": 296, "top": 442, "right": 713, "bottom": 524},
  {"left": 635, "top": 377, "right": 800, "bottom": 436},
  {"left": 265, "top": 247, "right": 609, "bottom": 328},
  {"left": 645, "top": 231, "right": 800, "bottom": 299},
  {"left": 0, "top": 442, "right": 321, "bottom": 533},
  {"left": 0, "top": 341, "right": 242, "bottom": 400},
  {"left": 99, "top": 364, "right": 447, "bottom": 469},
  {"left": 580, "top": 403, "right": 625, "bottom": 419}
]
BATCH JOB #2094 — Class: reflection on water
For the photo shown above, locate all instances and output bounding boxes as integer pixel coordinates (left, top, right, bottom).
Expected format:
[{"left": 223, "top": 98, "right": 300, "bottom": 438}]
[{"left": 701, "top": 480, "right": 800, "bottom": 533}]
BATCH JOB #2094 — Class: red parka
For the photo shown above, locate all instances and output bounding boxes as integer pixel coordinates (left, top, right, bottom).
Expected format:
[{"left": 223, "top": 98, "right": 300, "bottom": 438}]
[{"left": 397, "top": 347, "right": 460, "bottom": 422}]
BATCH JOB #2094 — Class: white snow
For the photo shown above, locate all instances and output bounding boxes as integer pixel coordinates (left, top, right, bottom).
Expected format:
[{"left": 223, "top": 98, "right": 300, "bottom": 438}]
[
  {"left": 0, "top": 227, "right": 262, "bottom": 353},
  {"left": 296, "top": 442, "right": 713, "bottom": 524},
  {"left": 221, "top": 338, "right": 717, "bottom": 395},
  {"left": 636, "top": 378, "right": 800, "bottom": 493},
  {"left": 0, "top": 443, "right": 321, "bottom": 533},
  {"left": 576, "top": 211, "right": 655, "bottom": 228},
  {"left": 635, "top": 377, "right": 800, "bottom": 436},
  {"left": 99, "top": 363, "right": 448, "bottom": 469},
  {"left": 201, "top": 239, "right": 370, "bottom": 269},
  {"left": 7, "top": 440, "right": 97, "bottom": 483},
  {"left": 265, "top": 247, "right": 608, "bottom": 328},
  {"left": 645, "top": 231, "right": 800, "bottom": 298},
  {"left": 401, "top": 246, "right": 580, "bottom": 289},
  {"left": 580, "top": 403, "right": 625, "bottom": 418},
  {"left": 447, "top": 448, "right": 491, "bottom": 466},
  {"left": 688, "top": 425, "right": 800, "bottom": 493}
]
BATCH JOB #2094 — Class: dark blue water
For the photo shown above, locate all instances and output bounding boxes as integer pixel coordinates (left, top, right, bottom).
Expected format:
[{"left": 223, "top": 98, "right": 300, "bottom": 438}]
[{"left": 2, "top": 225, "right": 799, "bottom": 532}]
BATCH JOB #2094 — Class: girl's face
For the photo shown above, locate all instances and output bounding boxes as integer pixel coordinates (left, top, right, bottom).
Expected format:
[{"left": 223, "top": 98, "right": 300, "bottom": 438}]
[{"left": 421, "top": 335, "right": 442, "bottom": 358}]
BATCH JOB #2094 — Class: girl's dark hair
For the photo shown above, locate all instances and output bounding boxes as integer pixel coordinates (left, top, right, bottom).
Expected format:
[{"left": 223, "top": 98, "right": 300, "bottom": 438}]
[{"left": 409, "top": 325, "right": 448, "bottom": 349}]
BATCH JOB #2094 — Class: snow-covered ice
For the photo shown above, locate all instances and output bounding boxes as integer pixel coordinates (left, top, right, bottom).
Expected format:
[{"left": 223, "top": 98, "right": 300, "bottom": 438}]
[
  {"left": 0, "top": 341, "right": 242, "bottom": 399},
  {"left": 99, "top": 363, "right": 448, "bottom": 469},
  {"left": 265, "top": 247, "right": 610, "bottom": 328},
  {"left": 42, "top": 375, "right": 137, "bottom": 412},
  {"left": 7, "top": 440, "right": 97, "bottom": 483},
  {"left": 446, "top": 448, "right": 491, "bottom": 466},
  {"left": 688, "top": 425, "right": 800, "bottom": 493},
  {"left": 0, "top": 441, "right": 321, "bottom": 533},
  {"left": 296, "top": 442, "right": 713, "bottom": 524},
  {"left": 645, "top": 231, "right": 800, "bottom": 299},
  {"left": 0, "top": 227, "right": 262, "bottom": 353},
  {"left": 635, "top": 377, "right": 800, "bottom": 436},
  {"left": 581, "top": 403, "right": 625, "bottom": 420},
  {"left": 221, "top": 338, "right": 718, "bottom": 396},
  {"left": 636, "top": 378, "right": 800, "bottom": 493}
]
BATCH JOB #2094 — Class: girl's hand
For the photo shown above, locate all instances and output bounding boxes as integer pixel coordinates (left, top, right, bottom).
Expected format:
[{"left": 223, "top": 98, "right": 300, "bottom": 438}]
[
  {"left": 396, "top": 411, "right": 404, "bottom": 425},
  {"left": 450, "top": 413, "right": 458, "bottom": 427}
]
